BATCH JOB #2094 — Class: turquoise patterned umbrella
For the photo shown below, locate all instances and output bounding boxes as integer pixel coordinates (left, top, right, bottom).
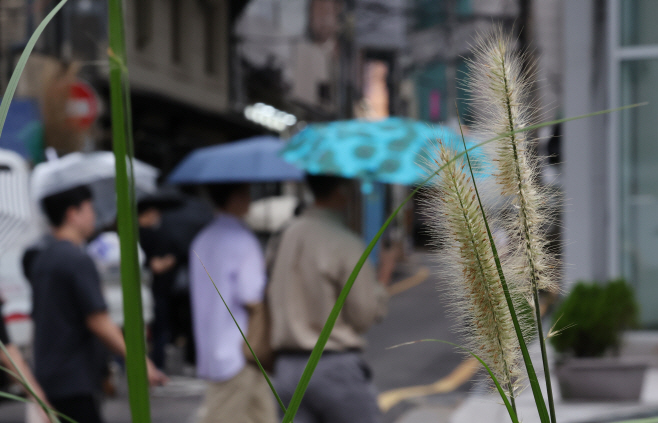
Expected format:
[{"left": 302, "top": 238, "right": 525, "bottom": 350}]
[{"left": 281, "top": 117, "right": 491, "bottom": 190}]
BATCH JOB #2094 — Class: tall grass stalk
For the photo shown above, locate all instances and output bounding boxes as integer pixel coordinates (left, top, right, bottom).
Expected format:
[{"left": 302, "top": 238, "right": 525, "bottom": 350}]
[
  {"left": 108, "top": 0, "right": 152, "bottom": 422},
  {"left": 456, "top": 115, "right": 549, "bottom": 423},
  {"left": 423, "top": 143, "right": 524, "bottom": 410},
  {"left": 465, "top": 29, "right": 558, "bottom": 423}
]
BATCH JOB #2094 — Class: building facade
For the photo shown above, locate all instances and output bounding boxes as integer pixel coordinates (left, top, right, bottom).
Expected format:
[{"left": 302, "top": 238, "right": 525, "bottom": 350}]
[
  {"left": 235, "top": 0, "right": 408, "bottom": 241},
  {"left": 114, "top": 0, "right": 262, "bottom": 173},
  {"left": 563, "top": 0, "right": 658, "bottom": 326}
]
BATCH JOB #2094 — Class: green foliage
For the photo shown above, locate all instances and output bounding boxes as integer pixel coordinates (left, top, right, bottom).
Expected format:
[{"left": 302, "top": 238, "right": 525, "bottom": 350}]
[{"left": 550, "top": 279, "right": 639, "bottom": 357}]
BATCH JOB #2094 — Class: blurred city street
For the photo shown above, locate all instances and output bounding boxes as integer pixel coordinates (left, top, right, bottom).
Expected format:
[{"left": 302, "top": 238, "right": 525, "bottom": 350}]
[
  {"left": 2, "top": 0, "right": 658, "bottom": 422},
  {"left": 3, "top": 250, "right": 656, "bottom": 423}
]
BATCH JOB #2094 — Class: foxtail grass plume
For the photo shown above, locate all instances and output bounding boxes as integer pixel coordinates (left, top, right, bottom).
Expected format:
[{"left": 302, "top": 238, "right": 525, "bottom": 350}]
[
  {"left": 464, "top": 27, "right": 560, "bottom": 422},
  {"left": 424, "top": 144, "right": 527, "bottom": 399},
  {"left": 465, "top": 28, "right": 558, "bottom": 297}
]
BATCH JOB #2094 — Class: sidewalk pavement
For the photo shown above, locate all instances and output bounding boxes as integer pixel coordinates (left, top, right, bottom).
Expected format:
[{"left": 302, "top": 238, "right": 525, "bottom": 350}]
[
  {"left": 0, "top": 375, "right": 205, "bottom": 423},
  {"left": 393, "top": 333, "right": 658, "bottom": 423}
]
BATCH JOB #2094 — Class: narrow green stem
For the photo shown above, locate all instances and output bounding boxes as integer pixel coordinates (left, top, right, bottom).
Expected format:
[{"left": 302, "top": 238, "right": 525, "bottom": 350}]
[{"left": 499, "top": 53, "right": 556, "bottom": 423}]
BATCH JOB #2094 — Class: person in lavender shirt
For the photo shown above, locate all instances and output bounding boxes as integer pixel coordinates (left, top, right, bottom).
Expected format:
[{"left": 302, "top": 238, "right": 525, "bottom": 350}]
[{"left": 189, "top": 184, "right": 276, "bottom": 423}]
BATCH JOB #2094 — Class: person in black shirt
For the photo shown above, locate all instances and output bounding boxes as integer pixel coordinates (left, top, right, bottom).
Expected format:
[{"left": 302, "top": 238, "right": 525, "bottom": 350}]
[
  {"left": 25, "top": 185, "right": 167, "bottom": 423},
  {"left": 137, "top": 193, "right": 181, "bottom": 370}
]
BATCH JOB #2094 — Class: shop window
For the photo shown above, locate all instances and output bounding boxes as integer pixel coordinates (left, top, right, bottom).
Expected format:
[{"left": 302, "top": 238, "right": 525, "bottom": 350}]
[
  {"left": 619, "top": 58, "right": 658, "bottom": 325},
  {"left": 456, "top": 0, "right": 472, "bottom": 16},
  {"left": 413, "top": 0, "right": 446, "bottom": 30},
  {"left": 415, "top": 62, "right": 447, "bottom": 122},
  {"left": 621, "top": 0, "right": 658, "bottom": 46}
]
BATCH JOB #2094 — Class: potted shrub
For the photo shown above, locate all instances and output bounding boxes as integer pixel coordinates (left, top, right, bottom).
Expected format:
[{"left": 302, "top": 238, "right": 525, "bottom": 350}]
[{"left": 550, "top": 278, "right": 646, "bottom": 401}]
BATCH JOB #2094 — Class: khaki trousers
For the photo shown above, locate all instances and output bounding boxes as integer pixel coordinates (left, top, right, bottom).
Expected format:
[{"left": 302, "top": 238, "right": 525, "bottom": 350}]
[{"left": 200, "top": 364, "right": 277, "bottom": 423}]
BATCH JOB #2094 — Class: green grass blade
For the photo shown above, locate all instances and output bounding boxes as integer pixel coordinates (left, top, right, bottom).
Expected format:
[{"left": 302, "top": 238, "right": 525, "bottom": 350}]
[
  {"left": 0, "top": 0, "right": 68, "bottom": 138},
  {"left": 108, "top": 1, "right": 151, "bottom": 422},
  {"left": 0, "top": 389, "right": 75, "bottom": 423},
  {"left": 0, "top": 390, "right": 76, "bottom": 423},
  {"left": 0, "top": 390, "right": 31, "bottom": 403},
  {"left": 388, "top": 339, "right": 519, "bottom": 423},
  {"left": 0, "top": 378, "right": 72, "bottom": 423},
  {"left": 0, "top": 365, "right": 61, "bottom": 423},
  {"left": 280, "top": 102, "right": 644, "bottom": 423},
  {"left": 456, "top": 114, "right": 550, "bottom": 423},
  {"left": 0, "top": 342, "right": 58, "bottom": 421},
  {"left": 193, "top": 252, "right": 287, "bottom": 414}
]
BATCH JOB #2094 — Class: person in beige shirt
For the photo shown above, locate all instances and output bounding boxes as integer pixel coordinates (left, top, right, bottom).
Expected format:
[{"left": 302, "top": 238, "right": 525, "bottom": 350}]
[{"left": 268, "top": 174, "right": 396, "bottom": 423}]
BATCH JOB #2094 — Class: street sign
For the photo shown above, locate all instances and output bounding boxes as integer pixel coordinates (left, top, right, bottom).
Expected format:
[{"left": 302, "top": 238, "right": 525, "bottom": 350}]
[{"left": 66, "top": 79, "right": 100, "bottom": 131}]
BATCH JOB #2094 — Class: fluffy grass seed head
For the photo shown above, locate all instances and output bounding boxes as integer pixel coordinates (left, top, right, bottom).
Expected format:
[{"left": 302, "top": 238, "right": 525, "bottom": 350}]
[
  {"left": 423, "top": 143, "right": 530, "bottom": 397},
  {"left": 465, "top": 27, "right": 558, "bottom": 295}
]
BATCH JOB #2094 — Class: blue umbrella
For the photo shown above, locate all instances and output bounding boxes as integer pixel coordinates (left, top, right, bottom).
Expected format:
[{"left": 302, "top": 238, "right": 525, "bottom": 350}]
[
  {"left": 168, "top": 136, "right": 304, "bottom": 184},
  {"left": 281, "top": 117, "right": 492, "bottom": 187}
]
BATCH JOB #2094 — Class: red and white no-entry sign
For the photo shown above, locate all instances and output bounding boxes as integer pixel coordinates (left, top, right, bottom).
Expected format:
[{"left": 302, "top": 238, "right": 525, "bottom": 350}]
[{"left": 66, "top": 79, "right": 100, "bottom": 131}]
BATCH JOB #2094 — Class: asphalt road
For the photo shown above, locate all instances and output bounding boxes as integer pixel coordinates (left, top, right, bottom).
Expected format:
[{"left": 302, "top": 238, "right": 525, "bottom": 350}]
[
  {"left": 0, "top": 251, "right": 473, "bottom": 422},
  {"left": 366, "top": 251, "right": 471, "bottom": 392}
]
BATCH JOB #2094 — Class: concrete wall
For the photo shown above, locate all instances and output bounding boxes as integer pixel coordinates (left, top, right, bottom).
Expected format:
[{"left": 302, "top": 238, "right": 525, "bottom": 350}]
[
  {"left": 531, "top": 0, "right": 563, "bottom": 122},
  {"left": 562, "top": 0, "right": 610, "bottom": 286}
]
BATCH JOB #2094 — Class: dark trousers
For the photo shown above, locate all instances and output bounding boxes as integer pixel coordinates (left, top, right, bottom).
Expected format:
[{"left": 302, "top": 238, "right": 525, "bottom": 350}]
[
  {"left": 274, "top": 352, "right": 381, "bottom": 423},
  {"left": 51, "top": 395, "right": 102, "bottom": 423},
  {"left": 151, "top": 295, "right": 171, "bottom": 369}
]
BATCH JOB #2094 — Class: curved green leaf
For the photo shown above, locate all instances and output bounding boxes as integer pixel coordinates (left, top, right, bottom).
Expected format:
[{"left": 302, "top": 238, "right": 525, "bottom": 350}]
[
  {"left": 0, "top": 388, "right": 75, "bottom": 423},
  {"left": 0, "top": 0, "right": 68, "bottom": 138}
]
